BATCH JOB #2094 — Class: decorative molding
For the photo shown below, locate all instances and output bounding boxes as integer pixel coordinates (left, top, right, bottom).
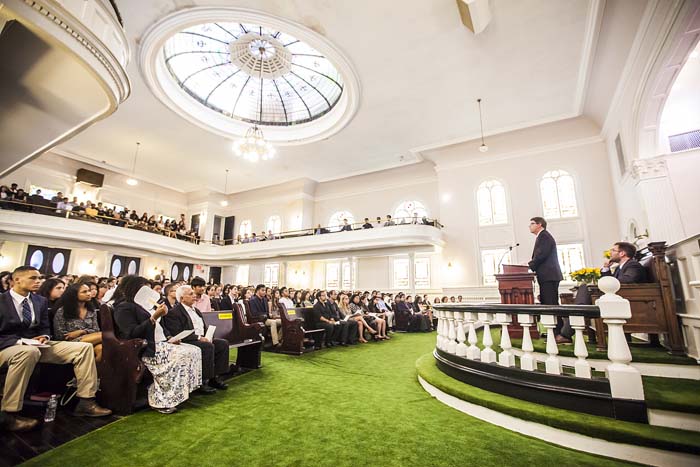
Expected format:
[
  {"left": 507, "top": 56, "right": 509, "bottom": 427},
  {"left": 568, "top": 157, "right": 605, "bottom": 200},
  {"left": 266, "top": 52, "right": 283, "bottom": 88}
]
[
  {"left": 20, "top": 0, "right": 130, "bottom": 102},
  {"left": 631, "top": 158, "right": 669, "bottom": 182},
  {"left": 573, "top": 0, "right": 605, "bottom": 114}
]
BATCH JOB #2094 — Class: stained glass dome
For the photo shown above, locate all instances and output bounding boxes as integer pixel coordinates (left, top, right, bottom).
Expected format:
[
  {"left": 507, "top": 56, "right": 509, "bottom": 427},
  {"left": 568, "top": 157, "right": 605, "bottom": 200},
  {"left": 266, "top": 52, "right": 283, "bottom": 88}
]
[{"left": 162, "top": 22, "right": 344, "bottom": 126}]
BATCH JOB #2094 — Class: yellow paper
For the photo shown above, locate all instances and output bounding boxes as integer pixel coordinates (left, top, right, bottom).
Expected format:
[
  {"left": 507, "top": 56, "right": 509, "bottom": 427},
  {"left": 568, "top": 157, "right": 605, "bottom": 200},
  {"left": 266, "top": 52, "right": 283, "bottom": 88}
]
[{"left": 218, "top": 313, "right": 233, "bottom": 319}]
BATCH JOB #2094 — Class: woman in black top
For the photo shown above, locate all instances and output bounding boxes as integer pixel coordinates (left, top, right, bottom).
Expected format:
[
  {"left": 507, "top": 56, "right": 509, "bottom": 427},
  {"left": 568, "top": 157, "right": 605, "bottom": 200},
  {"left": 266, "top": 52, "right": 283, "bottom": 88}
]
[{"left": 113, "top": 275, "right": 202, "bottom": 414}]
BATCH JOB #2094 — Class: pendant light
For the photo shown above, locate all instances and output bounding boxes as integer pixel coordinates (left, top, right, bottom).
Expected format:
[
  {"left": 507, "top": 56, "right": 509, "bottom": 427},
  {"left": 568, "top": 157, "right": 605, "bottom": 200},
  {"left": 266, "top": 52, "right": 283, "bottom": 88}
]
[
  {"left": 126, "top": 142, "right": 140, "bottom": 186},
  {"left": 220, "top": 169, "right": 229, "bottom": 207},
  {"left": 477, "top": 98, "right": 488, "bottom": 153}
]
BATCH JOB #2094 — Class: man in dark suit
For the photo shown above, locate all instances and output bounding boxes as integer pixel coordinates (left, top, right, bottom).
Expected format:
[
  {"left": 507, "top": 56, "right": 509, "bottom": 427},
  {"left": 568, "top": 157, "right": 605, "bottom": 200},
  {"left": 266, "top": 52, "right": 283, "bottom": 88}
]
[
  {"left": 528, "top": 217, "right": 563, "bottom": 306},
  {"left": 161, "top": 285, "right": 228, "bottom": 393},
  {"left": 311, "top": 291, "right": 336, "bottom": 348},
  {"left": 601, "top": 242, "right": 647, "bottom": 284},
  {"left": 0, "top": 266, "right": 111, "bottom": 432}
]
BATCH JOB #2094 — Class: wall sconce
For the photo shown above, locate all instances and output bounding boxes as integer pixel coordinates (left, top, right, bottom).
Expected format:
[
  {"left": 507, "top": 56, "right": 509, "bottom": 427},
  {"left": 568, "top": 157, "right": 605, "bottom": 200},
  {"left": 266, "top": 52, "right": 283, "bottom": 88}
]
[
  {"left": 447, "top": 261, "right": 453, "bottom": 268},
  {"left": 80, "top": 259, "right": 96, "bottom": 275}
]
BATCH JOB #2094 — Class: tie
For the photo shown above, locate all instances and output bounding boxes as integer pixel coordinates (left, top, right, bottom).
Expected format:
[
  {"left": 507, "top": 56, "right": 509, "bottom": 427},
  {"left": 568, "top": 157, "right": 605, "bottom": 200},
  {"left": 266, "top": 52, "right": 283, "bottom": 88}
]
[{"left": 21, "top": 298, "right": 32, "bottom": 327}]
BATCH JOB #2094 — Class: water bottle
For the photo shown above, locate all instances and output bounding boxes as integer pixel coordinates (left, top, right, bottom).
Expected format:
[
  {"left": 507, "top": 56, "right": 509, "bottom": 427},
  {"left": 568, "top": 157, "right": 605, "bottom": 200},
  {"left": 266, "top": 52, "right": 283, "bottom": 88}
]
[{"left": 44, "top": 394, "right": 58, "bottom": 423}]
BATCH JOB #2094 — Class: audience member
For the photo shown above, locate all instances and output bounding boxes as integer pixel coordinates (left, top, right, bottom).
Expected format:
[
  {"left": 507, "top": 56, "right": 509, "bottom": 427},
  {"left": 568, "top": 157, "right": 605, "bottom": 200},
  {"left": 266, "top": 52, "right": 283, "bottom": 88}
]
[
  {"left": 52, "top": 283, "right": 103, "bottom": 361},
  {"left": 601, "top": 242, "right": 647, "bottom": 283}
]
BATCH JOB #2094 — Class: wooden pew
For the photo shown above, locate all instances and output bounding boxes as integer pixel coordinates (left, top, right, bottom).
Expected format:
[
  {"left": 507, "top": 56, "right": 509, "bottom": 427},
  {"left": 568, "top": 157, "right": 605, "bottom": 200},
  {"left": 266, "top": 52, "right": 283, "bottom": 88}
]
[
  {"left": 588, "top": 242, "right": 684, "bottom": 354},
  {"left": 96, "top": 304, "right": 149, "bottom": 415},
  {"left": 279, "top": 304, "right": 325, "bottom": 355},
  {"left": 201, "top": 307, "right": 263, "bottom": 370}
]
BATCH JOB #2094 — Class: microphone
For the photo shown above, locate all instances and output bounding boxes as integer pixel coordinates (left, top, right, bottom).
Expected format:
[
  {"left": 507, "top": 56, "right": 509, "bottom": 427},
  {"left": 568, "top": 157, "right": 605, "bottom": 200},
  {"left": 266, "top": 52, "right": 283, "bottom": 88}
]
[{"left": 497, "top": 243, "right": 520, "bottom": 273}]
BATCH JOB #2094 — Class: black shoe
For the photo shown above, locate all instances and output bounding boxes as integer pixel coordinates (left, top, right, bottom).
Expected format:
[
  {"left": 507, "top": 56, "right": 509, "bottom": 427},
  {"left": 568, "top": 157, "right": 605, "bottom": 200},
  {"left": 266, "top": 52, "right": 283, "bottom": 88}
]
[
  {"left": 155, "top": 407, "right": 177, "bottom": 414},
  {"left": 209, "top": 378, "right": 228, "bottom": 390},
  {"left": 1, "top": 412, "right": 38, "bottom": 432},
  {"left": 198, "top": 384, "right": 217, "bottom": 395}
]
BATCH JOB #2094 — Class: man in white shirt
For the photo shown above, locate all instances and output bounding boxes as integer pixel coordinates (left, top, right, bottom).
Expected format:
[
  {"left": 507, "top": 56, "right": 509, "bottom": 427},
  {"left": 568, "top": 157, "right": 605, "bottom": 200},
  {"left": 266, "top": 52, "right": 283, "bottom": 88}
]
[
  {"left": 376, "top": 293, "right": 395, "bottom": 331},
  {"left": 279, "top": 287, "right": 295, "bottom": 310},
  {"left": 0, "top": 266, "right": 111, "bottom": 432},
  {"left": 162, "top": 285, "right": 229, "bottom": 393}
]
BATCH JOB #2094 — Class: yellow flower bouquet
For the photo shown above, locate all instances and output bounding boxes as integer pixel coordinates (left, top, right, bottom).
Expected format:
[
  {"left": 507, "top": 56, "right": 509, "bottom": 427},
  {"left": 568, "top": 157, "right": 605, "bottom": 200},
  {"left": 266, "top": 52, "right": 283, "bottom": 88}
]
[{"left": 570, "top": 267, "right": 601, "bottom": 285}]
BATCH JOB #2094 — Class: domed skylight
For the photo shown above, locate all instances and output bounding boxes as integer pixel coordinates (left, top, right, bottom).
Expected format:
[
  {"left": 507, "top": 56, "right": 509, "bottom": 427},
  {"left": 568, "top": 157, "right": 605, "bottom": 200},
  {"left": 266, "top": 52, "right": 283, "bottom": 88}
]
[{"left": 162, "top": 22, "right": 344, "bottom": 126}]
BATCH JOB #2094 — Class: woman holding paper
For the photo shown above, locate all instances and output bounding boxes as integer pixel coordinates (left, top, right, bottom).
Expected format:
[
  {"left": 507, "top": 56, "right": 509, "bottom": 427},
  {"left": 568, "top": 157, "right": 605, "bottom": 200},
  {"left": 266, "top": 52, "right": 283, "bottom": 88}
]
[{"left": 113, "top": 275, "right": 202, "bottom": 414}]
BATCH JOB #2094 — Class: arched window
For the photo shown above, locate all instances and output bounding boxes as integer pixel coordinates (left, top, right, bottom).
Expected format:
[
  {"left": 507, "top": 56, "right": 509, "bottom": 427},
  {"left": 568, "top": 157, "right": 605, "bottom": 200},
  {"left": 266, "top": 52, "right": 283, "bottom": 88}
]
[
  {"left": 266, "top": 215, "right": 282, "bottom": 234},
  {"left": 394, "top": 200, "right": 428, "bottom": 223},
  {"left": 540, "top": 170, "right": 578, "bottom": 219},
  {"left": 477, "top": 180, "right": 508, "bottom": 226},
  {"left": 328, "top": 211, "right": 354, "bottom": 230},
  {"left": 238, "top": 219, "right": 252, "bottom": 236}
]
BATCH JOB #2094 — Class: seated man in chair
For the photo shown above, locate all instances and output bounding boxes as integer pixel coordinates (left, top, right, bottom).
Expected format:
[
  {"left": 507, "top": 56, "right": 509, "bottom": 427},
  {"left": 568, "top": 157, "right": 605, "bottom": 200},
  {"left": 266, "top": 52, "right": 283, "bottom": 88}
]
[
  {"left": 0, "top": 266, "right": 111, "bottom": 432},
  {"left": 601, "top": 241, "right": 648, "bottom": 284},
  {"left": 161, "top": 285, "right": 229, "bottom": 393}
]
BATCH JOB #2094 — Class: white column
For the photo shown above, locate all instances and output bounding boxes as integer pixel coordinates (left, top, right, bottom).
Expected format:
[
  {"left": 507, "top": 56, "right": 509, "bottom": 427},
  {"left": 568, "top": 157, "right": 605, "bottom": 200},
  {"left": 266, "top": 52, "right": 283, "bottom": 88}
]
[
  {"left": 540, "top": 314, "right": 561, "bottom": 375},
  {"left": 496, "top": 312, "right": 515, "bottom": 367},
  {"left": 435, "top": 310, "right": 444, "bottom": 349},
  {"left": 597, "top": 277, "right": 645, "bottom": 400},
  {"left": 631, "top": 159, "right": 686, "bottom": 244},
  {"left": 465, "top": 312, "right": 480, "bottom": 360},
  {"left": 446, "top": 311, "right": 457, "bottom": 354},
  {"left": 518, "top": 314, "right": 536, "bottom": 371},
  {"left": 570, "top": 315, "right": 591, "bottom": 378},
  {"left": 478, "top": 312, "right": 496, "bottom": 363},
  {"left": 455, "top": 311, "right": 467, "bottom": 357}
]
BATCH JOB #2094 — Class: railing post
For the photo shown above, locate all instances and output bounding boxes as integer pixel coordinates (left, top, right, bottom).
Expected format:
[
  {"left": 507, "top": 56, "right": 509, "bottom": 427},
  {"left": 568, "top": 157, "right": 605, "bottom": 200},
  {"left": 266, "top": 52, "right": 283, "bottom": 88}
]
[
  {"left": 465, "top": 312, "right": 480, "bottom": 360},
  {"left": 478, "top": 312, "right": 496, "bottom": 363},
  {"left": 540, "top": 314, "right": 561, "bottom": 375},
  {"left": 454, "top": 311, "right": 467, "bottom": 357},
  {"left": 518, "top": 314, "right": 536, "bottom": 371},
  {"left": 446, "top": 311, "right": 457, "bottom": 354},
  {"left": 596, "top": 277, "right": 644, "bottom": 400},
  {"left": 435, "top": 310, "right": 444, "bottom": 350},
  {"left": 570, "top": 315, "right": 591, "bottom": 378},
  {"left": 496, "top": 312, "right": 515, "bottom": 367}
]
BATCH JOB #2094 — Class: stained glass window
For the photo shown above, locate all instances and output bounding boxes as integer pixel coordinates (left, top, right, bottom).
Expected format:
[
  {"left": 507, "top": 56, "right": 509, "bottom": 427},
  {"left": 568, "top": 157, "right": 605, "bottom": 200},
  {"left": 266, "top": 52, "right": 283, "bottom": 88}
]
[
  {"left": 328, "top": 211, "right": 354, "bottom": 231},
  {"left": 540, "top": 170, "right": 578, "bottom": 219},
  {"left": 557, "top": 243, "right": 585, "bottom": 281},
  {"left": 393, "top": 258, "right": 410, "bottom": 289},
  {"left": 266, "top": 215, "right": 282, "bottom": 234},
  {"left": 481, "top": 249, "right": 511, "bottom": 285},
  {"left": 239, "top": 219, "right": 252, "bottom": 236},
  {"left": 162, "top": 22, "right": 343, "bottom": 126},
  {"left": 477, "top": 180, "right": 508, "bottom": 226}
]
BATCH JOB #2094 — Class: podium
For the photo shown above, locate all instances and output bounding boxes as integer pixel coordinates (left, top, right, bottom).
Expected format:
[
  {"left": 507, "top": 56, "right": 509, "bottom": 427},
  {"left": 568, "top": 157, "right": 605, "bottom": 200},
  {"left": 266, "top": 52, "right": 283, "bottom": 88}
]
[{"left": 494, "top": 264, "right": 538, "bottom": 338}]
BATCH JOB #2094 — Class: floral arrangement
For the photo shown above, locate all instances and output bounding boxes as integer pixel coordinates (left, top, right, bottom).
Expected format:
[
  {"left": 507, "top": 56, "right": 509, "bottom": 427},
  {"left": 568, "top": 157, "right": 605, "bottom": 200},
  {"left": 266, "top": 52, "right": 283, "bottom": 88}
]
[
  {"left": 570, "top": 267, "right": 601, "bottom": 285},
  {"left": 603, "top": 249, "right": 611, "bottom": 259}
]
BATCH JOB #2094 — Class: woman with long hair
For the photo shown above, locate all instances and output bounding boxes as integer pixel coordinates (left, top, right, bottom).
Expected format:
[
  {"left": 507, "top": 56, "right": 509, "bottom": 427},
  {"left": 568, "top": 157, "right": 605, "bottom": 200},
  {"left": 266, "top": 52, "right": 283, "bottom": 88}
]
[
  {"left": 300, "top": 290, "right": 313, "bottom": 307},
  {"left": 0, "top": 270, "right": 12, "bottom": 293},
  {"left": 350, "top": 294, "right": 382, "bottom": 340},
  {"left": 341, "top": 293, "right": 375, "bottom": 343},
  {"left": 368, "top": 296, "right": 390, "bottom": 339},
  {"left": 113, "top": 275, "right": 202, "bottom": 414},
  {"left": 53, "top": 283, "right": 103, "bottom": 361},
  {"left": 37, "top": 277, "right": 66, "bottom": 314}
]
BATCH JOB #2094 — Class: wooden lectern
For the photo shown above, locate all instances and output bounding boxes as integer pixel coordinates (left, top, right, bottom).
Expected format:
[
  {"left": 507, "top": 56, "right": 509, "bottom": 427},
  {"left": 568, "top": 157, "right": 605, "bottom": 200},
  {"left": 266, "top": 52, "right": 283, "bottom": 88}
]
[{"left": 494, "top": 264, "right": 538, "bottom": 338}]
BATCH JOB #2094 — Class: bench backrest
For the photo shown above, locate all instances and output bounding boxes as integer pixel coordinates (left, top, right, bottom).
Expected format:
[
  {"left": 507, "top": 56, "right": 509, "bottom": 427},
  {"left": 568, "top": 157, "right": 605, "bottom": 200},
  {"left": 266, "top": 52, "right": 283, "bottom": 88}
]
[{"left": 201, "top": 310, "right": 235, "bottom": 341}]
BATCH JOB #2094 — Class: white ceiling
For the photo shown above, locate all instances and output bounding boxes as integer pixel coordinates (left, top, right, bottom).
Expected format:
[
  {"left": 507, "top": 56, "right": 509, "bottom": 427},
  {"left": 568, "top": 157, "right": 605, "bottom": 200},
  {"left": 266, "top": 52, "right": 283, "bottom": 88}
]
[{"left": 54, "top": 0, "right": 602, "bottom": 194}]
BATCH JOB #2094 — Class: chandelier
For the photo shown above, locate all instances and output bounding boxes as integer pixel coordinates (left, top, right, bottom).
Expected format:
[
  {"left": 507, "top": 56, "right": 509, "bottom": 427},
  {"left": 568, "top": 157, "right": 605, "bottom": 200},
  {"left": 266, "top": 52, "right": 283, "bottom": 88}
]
[{"left": 233, "top": 41, "right": 275, "bottom": 162}]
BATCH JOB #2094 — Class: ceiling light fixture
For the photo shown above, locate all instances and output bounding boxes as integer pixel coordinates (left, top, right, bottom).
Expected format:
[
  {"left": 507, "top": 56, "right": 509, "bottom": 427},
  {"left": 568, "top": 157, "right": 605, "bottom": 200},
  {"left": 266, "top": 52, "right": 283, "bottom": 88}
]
[
  {"left": 232, "top": 44, "right": 275, "bottom": 162},
  {"left": 126, "top": 141, "right": 140, "bottom": 186},
  {"left": 477, "top": 98, "right": 488, "bottom": 153},
  {"left": 220, "top": 169, "right": 230, "bottom": 207}
]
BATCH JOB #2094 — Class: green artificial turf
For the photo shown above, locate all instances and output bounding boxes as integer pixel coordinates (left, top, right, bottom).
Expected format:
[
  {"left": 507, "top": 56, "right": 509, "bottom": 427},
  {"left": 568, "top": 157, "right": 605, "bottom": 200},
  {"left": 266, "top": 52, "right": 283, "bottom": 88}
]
[
  {"left": 24, "top": 333, "right": 635, "bottom": 467},
  {"left": 475, "top": 327, "right": 697, "bottom": 365},
  {"left": 643, "top": 376, "right": 700, "bottom": 414},
  {"left": 416, "top": 354, "right": 700, "bottom": 454}
]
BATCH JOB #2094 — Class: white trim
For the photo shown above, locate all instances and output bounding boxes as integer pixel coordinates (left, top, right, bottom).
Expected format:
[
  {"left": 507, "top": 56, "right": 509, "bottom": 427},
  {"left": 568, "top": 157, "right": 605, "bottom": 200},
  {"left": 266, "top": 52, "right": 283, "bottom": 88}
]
[
  {"left": 313, "top": 176, "right": 437, "bottom": 202},
  {"left": 509, "top": 348, "right": 700, "bottom": 379},
  {"left": 418, "top": 376, "right": 700, "bottom": 467},
  {"left": 433, "top": 135, "right": 604, "bottom": 171},
  {"left": 573, "top": 0, "right": 605, "bottom": 114},
  {"left": 648, "top": 409, "right": 700, "bottom": 432}
]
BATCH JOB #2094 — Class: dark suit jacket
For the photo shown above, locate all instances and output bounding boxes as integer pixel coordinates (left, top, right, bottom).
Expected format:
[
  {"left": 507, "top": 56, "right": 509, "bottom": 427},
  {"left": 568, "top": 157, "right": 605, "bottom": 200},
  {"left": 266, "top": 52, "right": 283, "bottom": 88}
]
[
  {"left": 528, "top": 230, "right": 563, "bottom": 282},
  {"left": 161, "top": 303, "right": 206, "bottom": 343},
  {"left": 601, "top": 259, "right": 647, "bottom": 284},
  {"left": 220, "top": 295, "right": 234, "bottom": 311},
  {"left": 341, "top": 224, "right": 352, "bottom": 231},
  {"left": 0, "top": 292, "right": 51, "bottom": 351},
  {"left": 312, "top": 300, "right": 332, "bottom": 324},
  {"left": 328, "top": 301, "right": 342, "bottom": 320},
  {"left": 248, "top": 295, "right": 269, "bottom": 322},
  {"left": 113, "top": 300, "right": 164, "bottom": 357}
]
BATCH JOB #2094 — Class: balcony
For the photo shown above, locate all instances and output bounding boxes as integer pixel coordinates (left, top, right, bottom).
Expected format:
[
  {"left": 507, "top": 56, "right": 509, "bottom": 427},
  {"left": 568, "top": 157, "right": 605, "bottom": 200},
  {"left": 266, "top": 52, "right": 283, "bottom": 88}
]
[{"left": 0, "top": 210, "right": 445, "bottom": 262}]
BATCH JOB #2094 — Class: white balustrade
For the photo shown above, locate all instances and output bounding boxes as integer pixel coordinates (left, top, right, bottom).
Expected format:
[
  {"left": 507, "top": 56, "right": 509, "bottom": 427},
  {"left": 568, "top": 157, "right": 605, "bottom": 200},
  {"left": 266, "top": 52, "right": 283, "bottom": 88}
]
[
  {"left": 436, "top": 310, "right": 444, "bottom": 350},
  {"left": 518, "top": 314, "right": 536, "bottom": 371},
  {"left": 455, "top": 311, "right": 468, "bottom": 357},
  {"left": 570, "top": 315, "right": 591, "bottom": 378},
  {"left": 465, "top": 312, "right": 481, "bottom": 360},
  {"left": 596, "top": 277, "right": 645, "bottom": 400},
  {"left": 478, "top": 312, "right": 496, "bottom": 363},
  {"left": 446, "top": 312, "right": 457, "bottom": 354},
  {"left": 540, "top": 315, "right": 562, "bottom": 375},
  {"left": 496, "top": 312, "right": 515, "bottom": 367}
]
